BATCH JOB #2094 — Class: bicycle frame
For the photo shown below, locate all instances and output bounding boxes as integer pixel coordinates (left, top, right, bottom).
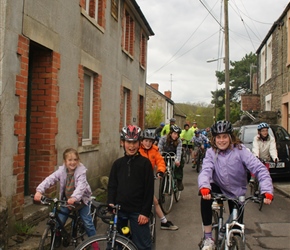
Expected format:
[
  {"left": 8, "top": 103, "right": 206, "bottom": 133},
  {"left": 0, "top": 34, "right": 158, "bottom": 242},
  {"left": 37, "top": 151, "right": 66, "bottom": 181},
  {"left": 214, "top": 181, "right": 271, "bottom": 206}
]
[{"left": 210, "top": 193, "right": 261, "bottom": 250}]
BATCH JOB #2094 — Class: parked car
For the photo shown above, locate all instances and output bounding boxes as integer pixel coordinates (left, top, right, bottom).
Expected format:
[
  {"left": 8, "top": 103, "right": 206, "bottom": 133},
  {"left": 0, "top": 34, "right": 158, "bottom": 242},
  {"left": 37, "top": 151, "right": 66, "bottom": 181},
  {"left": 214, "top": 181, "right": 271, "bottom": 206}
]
[{"left": 238, "top": 124, "right": 290, "bottom": 178}]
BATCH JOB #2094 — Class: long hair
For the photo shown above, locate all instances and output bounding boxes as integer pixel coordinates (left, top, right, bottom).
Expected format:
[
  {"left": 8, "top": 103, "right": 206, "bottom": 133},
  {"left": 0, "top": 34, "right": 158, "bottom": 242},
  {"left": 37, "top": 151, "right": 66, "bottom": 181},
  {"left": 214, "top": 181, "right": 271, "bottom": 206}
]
[
  {"left": 63, "top": 148, "right": 81, "bottom": 162},
  {"left": 166, "top": 132, "right": 179, "bottom": 148},
  {"left": 210, "top": 133, "right": 243, "bottom": 151}
]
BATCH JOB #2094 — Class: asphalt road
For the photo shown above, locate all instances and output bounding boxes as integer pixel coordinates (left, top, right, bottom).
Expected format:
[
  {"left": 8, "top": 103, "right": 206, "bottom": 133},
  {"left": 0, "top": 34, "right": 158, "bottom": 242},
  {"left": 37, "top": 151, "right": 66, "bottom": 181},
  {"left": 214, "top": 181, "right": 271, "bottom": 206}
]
[{"left": 155, "top": 162, "right": 290, "bottom": 250}]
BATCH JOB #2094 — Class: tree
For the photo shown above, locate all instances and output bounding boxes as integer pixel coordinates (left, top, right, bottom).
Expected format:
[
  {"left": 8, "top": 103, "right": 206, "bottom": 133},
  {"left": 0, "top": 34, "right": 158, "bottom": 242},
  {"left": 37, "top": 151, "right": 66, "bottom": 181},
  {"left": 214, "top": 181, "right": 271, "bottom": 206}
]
[
  {"left": 145, "top": 106, "right": 164, "bottom": 128},
  {"left": 212, "top": 52, "right": 257, "bottom": 122}
]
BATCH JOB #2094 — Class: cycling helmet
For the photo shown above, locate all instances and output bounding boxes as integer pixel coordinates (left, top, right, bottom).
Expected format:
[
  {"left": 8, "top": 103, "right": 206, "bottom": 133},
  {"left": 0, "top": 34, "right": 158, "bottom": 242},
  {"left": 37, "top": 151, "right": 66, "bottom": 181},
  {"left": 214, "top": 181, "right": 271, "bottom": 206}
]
[
  {"left": 194, "top": 129, "right": 201, "bottom": 135},
  {"left": 160, "top": 122, "right": 165, "bottom": 127},
  {"left": 211, "top": 120, "right": 233, "bottom": 136},
  {"left": 120, "top": 125, "right": 142, "bottom": 141},
  {"left": 142, "top": 129, "right": 156, "bottom": 140},
  {"left": 170, "top": 125, "right": 182, "bottom": 134},
  {"left": 257, "top": 122, "right": 269, "bottom": 130}
]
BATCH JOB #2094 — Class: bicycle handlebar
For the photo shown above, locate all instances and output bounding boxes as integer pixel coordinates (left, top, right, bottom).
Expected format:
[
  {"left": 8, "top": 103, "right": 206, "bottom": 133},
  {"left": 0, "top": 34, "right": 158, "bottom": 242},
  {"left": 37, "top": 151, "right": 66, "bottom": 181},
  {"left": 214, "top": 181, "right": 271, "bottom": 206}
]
[{"left": 31, "top": 194, "right": 81, "bottom": 209}]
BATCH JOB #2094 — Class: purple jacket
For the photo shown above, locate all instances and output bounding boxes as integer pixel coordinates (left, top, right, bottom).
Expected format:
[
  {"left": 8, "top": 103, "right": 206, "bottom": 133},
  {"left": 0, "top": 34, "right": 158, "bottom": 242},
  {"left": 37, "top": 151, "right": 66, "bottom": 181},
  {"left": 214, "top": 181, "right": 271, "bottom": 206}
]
[
  {"left": 36, "top": 164, "right": 92, "bottom": 205},
  {"left": 198, "top": 144, "right": 273, "bottom": 197}
]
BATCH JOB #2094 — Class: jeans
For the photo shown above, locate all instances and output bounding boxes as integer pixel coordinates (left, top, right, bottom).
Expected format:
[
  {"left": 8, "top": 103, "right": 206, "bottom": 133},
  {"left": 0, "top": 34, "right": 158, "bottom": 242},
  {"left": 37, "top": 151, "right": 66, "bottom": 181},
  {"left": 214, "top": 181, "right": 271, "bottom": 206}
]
[
  {"left": 58, "top": 201, "right": 96, "bottom": 237},
  {"left": 118, "top": 211, "right": 151, "bottom": 250}
]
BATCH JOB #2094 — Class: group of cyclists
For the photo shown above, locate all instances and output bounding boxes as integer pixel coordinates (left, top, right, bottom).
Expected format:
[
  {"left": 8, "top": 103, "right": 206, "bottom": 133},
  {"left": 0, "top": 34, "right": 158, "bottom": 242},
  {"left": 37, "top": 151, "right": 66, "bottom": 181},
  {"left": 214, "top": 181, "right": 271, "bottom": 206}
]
[{"left": 33, "top": 119, "right": 276, "bottom": 250}]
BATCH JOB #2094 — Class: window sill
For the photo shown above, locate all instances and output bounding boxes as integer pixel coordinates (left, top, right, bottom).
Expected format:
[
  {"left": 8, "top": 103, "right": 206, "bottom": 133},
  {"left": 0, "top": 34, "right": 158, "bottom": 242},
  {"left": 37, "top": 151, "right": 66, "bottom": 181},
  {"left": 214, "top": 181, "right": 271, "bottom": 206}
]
[
  {"left": 78, "top": 144, "right": 99, "bottom": 153},
  {"left": 81, "top": 8, "right": 105, "bottom": 34},
  {"left": 122, "top": 48, "right": 134, "bottom": 60}
]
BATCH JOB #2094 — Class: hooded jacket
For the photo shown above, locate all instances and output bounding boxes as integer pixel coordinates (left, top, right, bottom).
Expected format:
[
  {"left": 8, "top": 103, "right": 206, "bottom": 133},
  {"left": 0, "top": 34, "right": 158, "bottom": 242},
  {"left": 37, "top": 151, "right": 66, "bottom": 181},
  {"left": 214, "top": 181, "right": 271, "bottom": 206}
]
[
  {"left": 36, "top": 164, "right": 92, "bottom": 205},
  {"left": 198, "top": 144, "right": 273, "bottom": 198},
  {"left": 139, "top": 144, "right": 166, "bottom": 173}
]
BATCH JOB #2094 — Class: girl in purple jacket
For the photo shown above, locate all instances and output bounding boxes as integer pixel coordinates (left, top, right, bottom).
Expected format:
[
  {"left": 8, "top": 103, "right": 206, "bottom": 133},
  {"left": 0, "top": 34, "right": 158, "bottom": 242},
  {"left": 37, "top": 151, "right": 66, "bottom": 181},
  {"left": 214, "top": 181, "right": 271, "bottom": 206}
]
[
  {"left": 198, "top": 121, "right": 273, "bottom": 250},
  {"left": 34, "top": 148, "right": 97, "bottom": 248}
]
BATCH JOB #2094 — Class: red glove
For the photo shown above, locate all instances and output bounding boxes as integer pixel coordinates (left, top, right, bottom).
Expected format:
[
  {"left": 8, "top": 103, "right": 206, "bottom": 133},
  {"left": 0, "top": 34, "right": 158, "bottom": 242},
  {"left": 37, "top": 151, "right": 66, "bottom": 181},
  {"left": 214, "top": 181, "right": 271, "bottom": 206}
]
[
  {"left": 200, "top": 188, "right": 210, "bottom": 196},
  {"left": 264, "top": 193, "right": 273, "bottom": 201}
]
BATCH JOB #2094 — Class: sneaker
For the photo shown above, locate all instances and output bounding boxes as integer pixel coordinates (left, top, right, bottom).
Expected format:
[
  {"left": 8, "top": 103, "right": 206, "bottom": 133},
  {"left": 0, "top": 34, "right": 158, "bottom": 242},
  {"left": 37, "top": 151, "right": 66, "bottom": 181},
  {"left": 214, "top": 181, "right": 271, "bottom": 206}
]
[
  {"left": 54, "top": 232, "right": 62, "bottom": 248},
  {"left": 177, "top": 180, "right": 184, "bottom": 191},
  {"left": 201, "top": 238, "right": 215, "bottom": 250},
  {"left": 160, "top": 221, "right": 179, "bottom": 230}
]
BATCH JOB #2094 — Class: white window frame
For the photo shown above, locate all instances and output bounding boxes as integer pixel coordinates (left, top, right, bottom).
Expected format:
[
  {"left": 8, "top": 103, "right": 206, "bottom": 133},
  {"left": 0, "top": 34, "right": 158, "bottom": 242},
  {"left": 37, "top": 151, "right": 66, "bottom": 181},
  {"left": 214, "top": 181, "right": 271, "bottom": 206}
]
[
  {"left": 95, "top": 0, "right": 99, "bottom": 22},
  {"left": 260, "top": 46, "right": 266, "bottom": 85},
  {"left": 82, "top": 71, "right": 94, "bottom": 146},
  {"left": 266, "top": 36, "right": 272, "bottom": 81},
  {"left": 85, "top": 0, "right": 90, "bottom": 13},
  {"left": 123, "top": 88, "right": 128, "bottom": 127},
  {"left": 265, "top": 93, "right": 272, "bottom": 111}
]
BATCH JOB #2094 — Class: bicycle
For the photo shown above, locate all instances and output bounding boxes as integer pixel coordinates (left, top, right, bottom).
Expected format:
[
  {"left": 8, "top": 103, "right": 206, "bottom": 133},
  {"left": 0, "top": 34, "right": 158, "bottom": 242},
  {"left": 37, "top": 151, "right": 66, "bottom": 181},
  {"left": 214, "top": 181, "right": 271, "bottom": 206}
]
[
  {"left": 159, "top": 152, "right": 181, "bottom": 214},
  {"left": 32, "top": 195, "right": 98, "bottom": 250},
  {"left": 182, "top": 140, "right": 191, "bottom": 164},
  {"left": 248, "top": 159, "right": 272, "bottom": 211},
  {"left": 195, "top": 144, "right": 205, "bottom": 173},
  {"left": 199, "top": 192, "right": 262, "bottom": 250},
  {"left": 75, "top": 203, "right": 139, "bottom": 250}
]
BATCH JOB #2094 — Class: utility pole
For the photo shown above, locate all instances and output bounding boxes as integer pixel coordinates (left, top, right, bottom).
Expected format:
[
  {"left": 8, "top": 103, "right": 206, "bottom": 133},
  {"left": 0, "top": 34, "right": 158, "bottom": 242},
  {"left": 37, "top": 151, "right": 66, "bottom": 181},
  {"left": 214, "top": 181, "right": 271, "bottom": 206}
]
[{"left": 224, "top": 0, "right": 230, "bottom": 121}]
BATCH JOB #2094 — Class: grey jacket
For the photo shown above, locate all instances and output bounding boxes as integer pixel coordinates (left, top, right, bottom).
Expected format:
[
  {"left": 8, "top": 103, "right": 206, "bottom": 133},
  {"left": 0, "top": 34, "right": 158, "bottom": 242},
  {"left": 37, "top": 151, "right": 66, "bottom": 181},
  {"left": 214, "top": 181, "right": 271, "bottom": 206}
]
[
  {"left": 36, "top": 164, "right": 92, "bottom": 205},
  {"left": 198, "top": 144, "right": 273, "bottom": 197}
]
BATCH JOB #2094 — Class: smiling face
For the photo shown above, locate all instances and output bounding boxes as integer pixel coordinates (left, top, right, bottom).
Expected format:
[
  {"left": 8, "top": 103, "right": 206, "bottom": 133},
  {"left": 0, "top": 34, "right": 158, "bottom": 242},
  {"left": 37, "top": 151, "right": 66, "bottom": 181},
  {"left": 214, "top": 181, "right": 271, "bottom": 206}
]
[
  {"left": 64, "top": 152, "right": 80, "bottom": 173},
  {"left": 214, "top": 133, "right": 230, "bottom": 150},
  {"left": 141, "top": 139, "right": 154, "bottom": 150},
  {"left": 123, "top": 140, "right": 140, "bottom": 156},
  {"left": 171, "top": 131, "right": 179, "bottom": 140}
]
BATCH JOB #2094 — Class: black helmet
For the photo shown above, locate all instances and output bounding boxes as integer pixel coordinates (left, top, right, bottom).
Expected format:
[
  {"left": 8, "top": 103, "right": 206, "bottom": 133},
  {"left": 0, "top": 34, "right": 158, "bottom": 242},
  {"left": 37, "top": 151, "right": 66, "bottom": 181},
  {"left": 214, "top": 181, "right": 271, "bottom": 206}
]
[
  {"left": 257, "top": 122, "right": 269, "bottom": 130},
  {"left": 184, "top": 123, "right": 190, "bottom": 128},
  {"left": 194, "top": 129, "right": 201, "bottom": 135},
  {"left": 120, "top": 125, "right": 142, "bottom": 141},
  {"left": 142, "top": 129, "right": 156, "bottom": 140},
  {"left": 211, "top": 120, "right": 233, "bottom": 136},
  {"left": 170, "top": 125, "right": 182, "bottom": 134}
]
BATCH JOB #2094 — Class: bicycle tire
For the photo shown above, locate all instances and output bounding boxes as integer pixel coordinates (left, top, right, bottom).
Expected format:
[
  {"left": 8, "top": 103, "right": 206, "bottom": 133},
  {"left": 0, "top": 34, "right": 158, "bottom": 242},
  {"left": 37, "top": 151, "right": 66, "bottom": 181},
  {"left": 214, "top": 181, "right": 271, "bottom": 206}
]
[
  {"left": 149, "top": 210, "right": 156, "bottom": 249},
  {"left": 73, "top": 216, "right": 86, "bottom": 247},
  {"left": 173, "top": 179, "right": 181, "bottom": 202},
  {"left": 75, "top": 234, "right": 138, "bottom": 250},
  {"left": 226, "top": 235, "right": 245, "bottom": 250},
  {"left": 196, "top": 154, "right": 202, "bottom": 173},
  {"left": 185, "top": 149, "right": 190, "bottom": 164},
  {"left": 159, "top": 171, "right": 173, "bottom": 214},
  {"left": 211, "top": 210, "right": 219, "bottom": 244},
  {"left": 39, "top": 225, "right": 55, "bottom": 250}
]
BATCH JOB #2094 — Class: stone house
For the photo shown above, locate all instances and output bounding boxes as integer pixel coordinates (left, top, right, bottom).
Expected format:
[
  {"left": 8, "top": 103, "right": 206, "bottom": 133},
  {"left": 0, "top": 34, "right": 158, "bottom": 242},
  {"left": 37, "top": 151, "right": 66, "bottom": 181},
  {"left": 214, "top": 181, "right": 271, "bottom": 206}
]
[
  {"left": 0, "top": 0, "right": 154, "bottom": 237},
  {"left": 256, "top": 3, "right": 290, "bottom": 130}
]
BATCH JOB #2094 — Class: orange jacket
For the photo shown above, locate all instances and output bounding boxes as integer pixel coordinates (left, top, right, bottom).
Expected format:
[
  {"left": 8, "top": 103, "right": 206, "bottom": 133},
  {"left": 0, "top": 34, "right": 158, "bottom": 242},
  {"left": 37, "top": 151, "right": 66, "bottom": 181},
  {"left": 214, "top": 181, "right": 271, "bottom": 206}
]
[{"left": 139, "top": 144, "right": 166, "bottom": 173}]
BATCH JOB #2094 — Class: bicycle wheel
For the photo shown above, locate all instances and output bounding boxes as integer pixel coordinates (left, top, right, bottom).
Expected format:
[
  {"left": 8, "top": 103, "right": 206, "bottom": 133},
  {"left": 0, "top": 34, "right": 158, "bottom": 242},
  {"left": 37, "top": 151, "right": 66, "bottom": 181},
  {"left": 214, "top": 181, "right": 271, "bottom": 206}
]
[
  {"left": 39, "top": 225, "right": 55, "bottom": 250},
  {"left": 196, "top": 154, "right": 202, "bottom": 173},
  {"left": 211, "top": 210, "right": 219, "bottom": 244},
  {"left": 73, "top": 217, "right": 86, "bottom": 247},
  {"left": 226, "top": 235, "right": 245, "bottom": 250},
  {"left": 75, "top": 235, "right": 138, "bottom": 250},
  {"left": 149, "top": 210, "right": 156, "bottom": 249},
  {"left": 185, "top": 149, "right": 190, "bottom": 164},
  {"left": 159, "top": 171, "right": 173, "bottom": 214},
  {"left": 173, "top": 179, "right": 181, "bottom": 202}
]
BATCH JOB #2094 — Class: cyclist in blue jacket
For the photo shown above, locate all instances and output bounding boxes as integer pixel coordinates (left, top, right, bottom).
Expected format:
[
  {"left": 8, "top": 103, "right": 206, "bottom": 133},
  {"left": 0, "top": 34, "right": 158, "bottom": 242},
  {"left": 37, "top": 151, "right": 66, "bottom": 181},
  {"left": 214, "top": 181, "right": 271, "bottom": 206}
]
[{"left": 198, "top": 120, "right": 273, "bottom": 250}]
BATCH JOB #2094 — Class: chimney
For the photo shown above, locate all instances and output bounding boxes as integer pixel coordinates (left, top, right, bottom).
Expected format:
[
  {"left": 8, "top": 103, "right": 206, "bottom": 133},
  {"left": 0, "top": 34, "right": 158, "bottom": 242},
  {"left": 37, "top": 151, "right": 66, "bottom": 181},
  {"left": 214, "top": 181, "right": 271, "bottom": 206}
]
[
  {"left": 164, "top": 91, "right": 171, "bottom": 99},
  {"left": 150, "top": 83, "right": 159, "bottom": 91}
]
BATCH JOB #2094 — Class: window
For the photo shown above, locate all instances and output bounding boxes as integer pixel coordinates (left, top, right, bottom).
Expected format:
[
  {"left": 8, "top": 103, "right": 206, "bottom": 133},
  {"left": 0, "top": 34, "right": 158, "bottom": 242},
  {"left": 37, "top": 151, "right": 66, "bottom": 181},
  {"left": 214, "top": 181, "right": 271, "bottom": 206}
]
[
  {"left": 111, "top": 0, "right": 118, "bottom": 20},
  {"left": 138, "top": 95, "right": 144, "bottom": 128},
  {"left": 140, "top": 32, "right": 147, "bottom": 68},
  {"left": 83, "top": 72, "right": 93, "bottom": 145},
  {"left": 266, "top": 38, "right": 272, "bottom": 81},
  {"left": 265, "top": 93, "right": 272, "bottom": 111},
  {"left": 260, "top": 47, "right": 266, "bottom": 85},
  {"left": 122, "top": 87, "right": 131, "bottom": 127},
  {"left": 82, "top": 0, "right": 106, "bottom": 27},
  {"left": 123, "top": 9, "right": 135, "bottom": 56}
]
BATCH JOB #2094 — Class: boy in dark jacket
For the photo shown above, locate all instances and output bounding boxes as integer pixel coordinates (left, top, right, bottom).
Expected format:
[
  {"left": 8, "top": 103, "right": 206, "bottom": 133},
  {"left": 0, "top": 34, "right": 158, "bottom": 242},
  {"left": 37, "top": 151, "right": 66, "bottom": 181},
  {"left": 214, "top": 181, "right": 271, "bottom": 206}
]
[{"left": 107, "top": 125, "right": 154, "bottom": 250}]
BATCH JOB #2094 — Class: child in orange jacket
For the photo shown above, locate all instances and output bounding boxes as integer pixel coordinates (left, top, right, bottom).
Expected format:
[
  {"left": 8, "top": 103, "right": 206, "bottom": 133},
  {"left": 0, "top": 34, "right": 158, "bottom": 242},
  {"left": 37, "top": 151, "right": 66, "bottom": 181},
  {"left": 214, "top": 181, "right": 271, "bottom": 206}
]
[{"left": 139, "top": 129, "right": 179, "bottom": 230}]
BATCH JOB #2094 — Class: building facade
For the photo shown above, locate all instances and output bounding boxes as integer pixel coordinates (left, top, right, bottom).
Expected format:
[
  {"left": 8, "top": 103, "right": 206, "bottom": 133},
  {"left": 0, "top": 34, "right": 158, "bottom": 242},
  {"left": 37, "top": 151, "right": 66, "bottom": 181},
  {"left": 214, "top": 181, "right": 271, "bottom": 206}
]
[{"left": 0, "top": 0, "right": 153, "bottom": 234}]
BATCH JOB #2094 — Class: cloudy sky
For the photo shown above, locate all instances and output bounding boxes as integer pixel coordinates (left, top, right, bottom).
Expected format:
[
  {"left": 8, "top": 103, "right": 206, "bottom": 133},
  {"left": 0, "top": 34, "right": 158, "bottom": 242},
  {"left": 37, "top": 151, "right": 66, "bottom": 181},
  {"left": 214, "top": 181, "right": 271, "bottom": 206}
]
[{"left": 137, "top": 0, "right": 289, "bottom": 104}]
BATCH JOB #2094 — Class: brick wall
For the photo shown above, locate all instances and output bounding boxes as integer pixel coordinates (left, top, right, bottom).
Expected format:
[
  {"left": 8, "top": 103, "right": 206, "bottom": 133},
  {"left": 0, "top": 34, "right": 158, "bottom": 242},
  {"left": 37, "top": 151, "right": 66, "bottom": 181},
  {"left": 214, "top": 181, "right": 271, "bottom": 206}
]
[
  {"left": 241, "top": 94, "right": 261, "bottom": 111},
  {"left": 28, "top": 49, "right": 60, "bottom": 195}
]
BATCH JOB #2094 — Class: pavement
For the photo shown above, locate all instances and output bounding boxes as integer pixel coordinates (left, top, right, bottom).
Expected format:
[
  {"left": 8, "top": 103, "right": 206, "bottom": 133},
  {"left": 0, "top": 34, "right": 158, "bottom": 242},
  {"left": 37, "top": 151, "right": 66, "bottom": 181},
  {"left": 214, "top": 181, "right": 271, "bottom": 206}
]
[{"left": 6, "top": 180, "right": 290, "bottom": 250}]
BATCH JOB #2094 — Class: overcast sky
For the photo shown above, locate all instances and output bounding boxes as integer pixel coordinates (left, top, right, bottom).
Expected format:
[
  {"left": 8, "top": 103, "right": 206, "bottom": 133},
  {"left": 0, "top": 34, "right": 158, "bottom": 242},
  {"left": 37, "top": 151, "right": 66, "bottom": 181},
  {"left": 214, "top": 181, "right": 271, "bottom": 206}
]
[{"left": 137, "top": 0, "right": 289, "bottom": 104}]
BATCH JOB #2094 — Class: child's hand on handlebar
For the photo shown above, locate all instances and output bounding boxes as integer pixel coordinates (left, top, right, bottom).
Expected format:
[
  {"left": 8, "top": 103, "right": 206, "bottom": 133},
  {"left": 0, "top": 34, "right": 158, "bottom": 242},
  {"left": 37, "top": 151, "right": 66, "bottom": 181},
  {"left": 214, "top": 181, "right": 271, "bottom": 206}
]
[
  {"left": 200, "top": 188, "right": 211, "bottom": 200},
  {"left": 263, "top": 193, "right": 273, "bottom": 205},
  {"left": 34, "top": 192, "right": 42, "bottom": 202}
]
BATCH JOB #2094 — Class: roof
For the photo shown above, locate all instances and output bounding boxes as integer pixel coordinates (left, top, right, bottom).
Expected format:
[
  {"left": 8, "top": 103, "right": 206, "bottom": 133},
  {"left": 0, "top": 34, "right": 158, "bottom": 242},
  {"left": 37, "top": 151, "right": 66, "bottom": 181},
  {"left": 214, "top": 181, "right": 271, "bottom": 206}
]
[
  {"left": 146, "top": 83, "right": 174, "bottom": 105},
  {"left": 256, "top": 3, "right": 290, "bottom": 53}
]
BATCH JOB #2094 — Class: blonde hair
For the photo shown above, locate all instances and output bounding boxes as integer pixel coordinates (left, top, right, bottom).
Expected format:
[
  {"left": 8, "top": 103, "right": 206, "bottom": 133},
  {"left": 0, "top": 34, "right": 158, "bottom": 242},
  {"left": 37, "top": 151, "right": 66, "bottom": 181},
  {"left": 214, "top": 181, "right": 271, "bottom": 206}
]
[{"left": 63, "top": 148, "right": 81, "bottom": 162}]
